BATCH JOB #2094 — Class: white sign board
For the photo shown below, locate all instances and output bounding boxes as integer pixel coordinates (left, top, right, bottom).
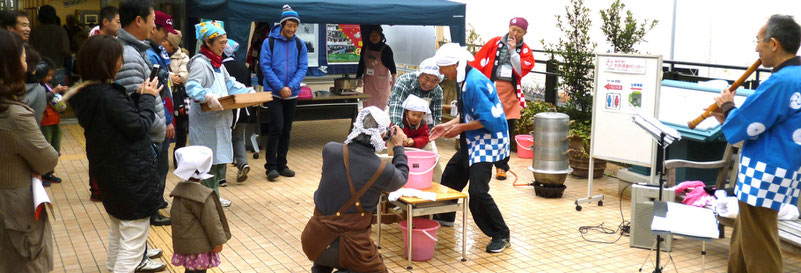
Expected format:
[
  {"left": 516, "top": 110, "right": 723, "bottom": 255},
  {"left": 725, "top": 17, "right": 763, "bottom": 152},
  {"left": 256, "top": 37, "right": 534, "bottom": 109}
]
[
  {"left": 590, "top": 54, "right": 663, "bottom": 167},
  {"left": 602, "top": 57, "right": 648, "bottom": 74}
]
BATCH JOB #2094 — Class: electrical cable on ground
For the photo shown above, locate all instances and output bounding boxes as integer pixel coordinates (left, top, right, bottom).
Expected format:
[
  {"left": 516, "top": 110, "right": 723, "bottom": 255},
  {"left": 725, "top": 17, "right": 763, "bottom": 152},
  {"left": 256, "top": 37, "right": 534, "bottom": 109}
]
[{"left": 578, "top": 183, "right": 632, "bottom": 244}]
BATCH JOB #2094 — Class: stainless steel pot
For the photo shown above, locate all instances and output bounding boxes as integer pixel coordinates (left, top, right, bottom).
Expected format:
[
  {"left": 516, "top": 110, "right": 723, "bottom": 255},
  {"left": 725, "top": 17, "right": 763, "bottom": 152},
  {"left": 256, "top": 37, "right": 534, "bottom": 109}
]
[
  {"left": 530, "top": 112, "right": 572, "bottom": 185},
  {"left": 533, "top": 112, "right": 570, "bottom": 133},
  {"left": 334, "top": 75, "right": 359, "bottom": 90}
]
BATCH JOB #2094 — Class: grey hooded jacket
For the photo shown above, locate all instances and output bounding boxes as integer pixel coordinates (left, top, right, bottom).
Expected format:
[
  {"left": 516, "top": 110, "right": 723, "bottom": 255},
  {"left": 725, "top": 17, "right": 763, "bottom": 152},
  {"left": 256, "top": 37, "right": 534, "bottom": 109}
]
[
  {"left": 23, "top": 83, "right": 47, "bottom": 124},
  {"left": 115, "top": 28, "right": 166, "bottom": 143}
]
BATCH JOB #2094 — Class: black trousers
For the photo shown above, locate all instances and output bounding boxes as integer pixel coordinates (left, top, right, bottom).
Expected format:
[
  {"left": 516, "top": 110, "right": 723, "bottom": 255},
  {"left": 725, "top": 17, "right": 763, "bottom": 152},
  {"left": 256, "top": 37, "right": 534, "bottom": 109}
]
[
  {"left": 494, "top": 119, "right": 516, "bottom": 172},
  {"left": 437, "top": 147, "right": 510, "bottom": 239},
  {"left": 310, "top": 238, "right": 340, "bottom": 273},
  {"left": 264, "top": 98, "right": 297, "bottom": 171},
  {"left": 173, "top": 116, "right": 189, "bottom": 168}
]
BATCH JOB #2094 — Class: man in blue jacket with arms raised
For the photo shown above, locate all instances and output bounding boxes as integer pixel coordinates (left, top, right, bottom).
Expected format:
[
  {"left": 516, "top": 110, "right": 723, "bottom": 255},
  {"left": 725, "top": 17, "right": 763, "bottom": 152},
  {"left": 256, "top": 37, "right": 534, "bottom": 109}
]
[{"left": 260, "top": 4, "right": 308, "bottom": 181}]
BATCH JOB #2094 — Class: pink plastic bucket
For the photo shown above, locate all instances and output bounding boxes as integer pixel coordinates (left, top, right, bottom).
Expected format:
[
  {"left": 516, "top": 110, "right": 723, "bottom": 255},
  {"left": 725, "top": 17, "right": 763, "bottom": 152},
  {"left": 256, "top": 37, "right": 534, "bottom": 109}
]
[
  {"left": 399, "top": 218, "right": 440, "bottom": 261},
  {"left": 515, "top": 135, "right": 534, "bottom": 159},
  {"left": 404, "top": 150, "right": 439, "bottom": 189}
]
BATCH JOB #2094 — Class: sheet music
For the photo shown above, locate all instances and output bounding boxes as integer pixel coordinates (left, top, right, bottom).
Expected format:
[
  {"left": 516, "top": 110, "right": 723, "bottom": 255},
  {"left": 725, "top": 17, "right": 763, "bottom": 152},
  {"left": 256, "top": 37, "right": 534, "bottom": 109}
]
[
  {"left": 632, "top": 111, "right": 681, "bottom": 146},
  {"left": 32, "top": 177, "right": 53, "bottom": 221},
  {"left": 651, "top": 201, "right": 718, "bottom": 239}
]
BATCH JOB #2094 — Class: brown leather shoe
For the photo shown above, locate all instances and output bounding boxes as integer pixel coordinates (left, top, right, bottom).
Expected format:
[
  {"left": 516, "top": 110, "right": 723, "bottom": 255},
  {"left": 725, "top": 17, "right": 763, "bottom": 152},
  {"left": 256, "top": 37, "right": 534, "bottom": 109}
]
[{"left": 496, "top": 169, "right": 507, "bottom": 180}]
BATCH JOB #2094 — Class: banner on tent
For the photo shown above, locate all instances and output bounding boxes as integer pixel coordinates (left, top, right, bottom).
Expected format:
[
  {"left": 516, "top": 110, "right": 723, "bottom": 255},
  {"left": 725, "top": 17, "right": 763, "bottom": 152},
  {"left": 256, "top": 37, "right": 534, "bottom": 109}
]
[{"left": 326, "top": 24, "right": 362, "bottom": 64}]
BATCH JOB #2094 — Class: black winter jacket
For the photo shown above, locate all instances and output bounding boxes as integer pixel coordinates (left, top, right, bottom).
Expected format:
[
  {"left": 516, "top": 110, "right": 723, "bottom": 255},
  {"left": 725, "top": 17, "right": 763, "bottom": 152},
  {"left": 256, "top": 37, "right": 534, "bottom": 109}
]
[{"left": 67, "top": 82, "right": 161, "bottom": 220}]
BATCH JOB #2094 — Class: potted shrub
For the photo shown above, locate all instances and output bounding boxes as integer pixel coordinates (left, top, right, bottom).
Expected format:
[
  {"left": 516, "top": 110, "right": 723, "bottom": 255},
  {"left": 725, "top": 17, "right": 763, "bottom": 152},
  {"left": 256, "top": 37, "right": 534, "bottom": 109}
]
[{"left": 543, "top": 0, "right": 604, "bottom": 178}]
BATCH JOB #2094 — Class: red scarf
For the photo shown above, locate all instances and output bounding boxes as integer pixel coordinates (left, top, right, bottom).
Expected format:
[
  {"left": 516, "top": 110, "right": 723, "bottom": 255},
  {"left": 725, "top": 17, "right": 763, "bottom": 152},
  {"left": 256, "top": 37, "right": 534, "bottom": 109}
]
[{"left": 201, "top": 46, "right": 223, "bottom": 69}]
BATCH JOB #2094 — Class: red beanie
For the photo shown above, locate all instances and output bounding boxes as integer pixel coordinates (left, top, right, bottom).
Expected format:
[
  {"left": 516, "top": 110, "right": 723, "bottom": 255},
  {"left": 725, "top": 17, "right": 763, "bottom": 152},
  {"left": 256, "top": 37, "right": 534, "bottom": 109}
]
[{"left": 510, "top": 17, "right": 528, "bottom": 31}]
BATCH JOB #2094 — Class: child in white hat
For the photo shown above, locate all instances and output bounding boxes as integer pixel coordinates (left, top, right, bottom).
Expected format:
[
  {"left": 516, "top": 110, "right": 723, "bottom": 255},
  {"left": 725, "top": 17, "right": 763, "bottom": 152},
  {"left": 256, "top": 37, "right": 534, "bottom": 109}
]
[
  {"left": 400, "top": 95, "right": 432, "bottom": 149},
  {"left": 169, "top": 146, "right": 231, "bottom": 273}
]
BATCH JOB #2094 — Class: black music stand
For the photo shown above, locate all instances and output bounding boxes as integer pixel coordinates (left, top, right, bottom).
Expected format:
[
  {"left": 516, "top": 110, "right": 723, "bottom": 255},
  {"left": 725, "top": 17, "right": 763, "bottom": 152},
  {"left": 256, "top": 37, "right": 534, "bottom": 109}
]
[{"left": 632, "top": 113, "right": 680, "bottom": 273}]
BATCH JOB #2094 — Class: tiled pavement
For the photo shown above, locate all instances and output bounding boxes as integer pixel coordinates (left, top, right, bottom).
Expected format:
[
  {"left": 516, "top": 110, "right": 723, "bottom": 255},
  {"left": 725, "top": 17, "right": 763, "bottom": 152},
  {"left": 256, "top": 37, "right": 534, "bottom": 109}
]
[{"left": 47, "top": 119, "right": 801, "bottom": 272}]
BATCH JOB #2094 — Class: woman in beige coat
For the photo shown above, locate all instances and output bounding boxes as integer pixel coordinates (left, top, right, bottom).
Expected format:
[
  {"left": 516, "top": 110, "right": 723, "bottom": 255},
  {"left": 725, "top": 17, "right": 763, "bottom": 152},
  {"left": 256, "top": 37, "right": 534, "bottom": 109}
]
[{"left": 0, "top": 29, "right": 59, "bottom": 273}]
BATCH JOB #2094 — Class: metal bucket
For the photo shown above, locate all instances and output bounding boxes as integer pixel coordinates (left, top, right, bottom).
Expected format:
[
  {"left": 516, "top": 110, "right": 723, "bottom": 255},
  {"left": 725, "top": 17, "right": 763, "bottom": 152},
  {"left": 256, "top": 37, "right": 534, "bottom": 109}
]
[{"left": 531, "top": 112, "right": 572, "bottom": 185}]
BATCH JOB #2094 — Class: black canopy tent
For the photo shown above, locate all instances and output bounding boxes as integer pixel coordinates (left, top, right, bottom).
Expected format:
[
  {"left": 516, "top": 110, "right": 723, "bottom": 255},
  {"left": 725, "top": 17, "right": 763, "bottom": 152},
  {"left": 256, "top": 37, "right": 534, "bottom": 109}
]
[{"left": 185, "top": 0, "right": 466, "bottom": 63}]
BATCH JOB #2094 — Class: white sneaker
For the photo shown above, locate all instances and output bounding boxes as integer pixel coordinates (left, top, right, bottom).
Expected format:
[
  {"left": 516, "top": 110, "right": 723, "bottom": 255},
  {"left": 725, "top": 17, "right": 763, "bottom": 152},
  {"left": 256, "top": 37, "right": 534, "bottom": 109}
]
[
  {"left": 135, "top": 258, "right": 165, "bottom": 272},
  {"left": 220, "top": 198, "right": 232, "bottom": 207},
  {"left": 146, "top": 248, "right": 162, "bottom": 258}
]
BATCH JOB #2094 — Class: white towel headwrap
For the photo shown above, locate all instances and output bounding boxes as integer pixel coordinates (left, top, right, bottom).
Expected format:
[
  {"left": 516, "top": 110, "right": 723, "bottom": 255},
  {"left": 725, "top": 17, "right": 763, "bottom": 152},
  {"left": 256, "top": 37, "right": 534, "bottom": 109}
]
[
  {"left": 345, "top": 106, "right": 392, "bottom": 152},
  {"left": 173, "top": 146, "right": 215, "bottom": 180},
  {"left": 434, "top": 43, "right": 474, "bottom": 83}
]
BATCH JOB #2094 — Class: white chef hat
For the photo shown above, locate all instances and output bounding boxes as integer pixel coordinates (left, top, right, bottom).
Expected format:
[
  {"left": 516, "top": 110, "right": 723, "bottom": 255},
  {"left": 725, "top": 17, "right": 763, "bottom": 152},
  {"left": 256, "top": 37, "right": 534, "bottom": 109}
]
[
  {"left": 434, "top": 43, "right": 474, "bottom": 82},
  {"left": 345, "top": 106, "right": 392, "bottom": 152},
  {"left": 415, "top": 57, "right": 444, "bottom": 82},
  {"left": 173, "top": 146, "right": 215, "bottom": 180},
  {"left": 402, "top": 94, "right": 431, "bottom": 114},
  {"left": 402, "top": 95, "right": 433, "bottom": 125}
]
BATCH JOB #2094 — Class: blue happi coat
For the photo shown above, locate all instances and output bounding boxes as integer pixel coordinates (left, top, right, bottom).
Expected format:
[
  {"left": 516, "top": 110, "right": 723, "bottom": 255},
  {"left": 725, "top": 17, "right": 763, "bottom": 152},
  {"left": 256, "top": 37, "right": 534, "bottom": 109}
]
[
  {"left": 461, "top": 68, "right": 510, "bottom": 165},
  {"left": 722, "top": 58, "right": 801, "bottom": 211}
]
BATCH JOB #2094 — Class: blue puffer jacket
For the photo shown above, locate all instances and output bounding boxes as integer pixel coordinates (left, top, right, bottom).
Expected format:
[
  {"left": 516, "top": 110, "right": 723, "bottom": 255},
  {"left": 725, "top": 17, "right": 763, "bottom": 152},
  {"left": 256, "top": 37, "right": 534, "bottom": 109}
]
[{"left": 260, "top": 25, "right": 308, "bottom": 99}]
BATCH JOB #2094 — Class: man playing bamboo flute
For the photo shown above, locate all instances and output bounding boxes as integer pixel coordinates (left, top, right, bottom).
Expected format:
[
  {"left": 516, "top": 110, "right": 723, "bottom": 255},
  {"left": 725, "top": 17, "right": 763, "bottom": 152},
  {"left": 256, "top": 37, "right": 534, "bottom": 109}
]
[{"left": 712, "top": 15, "right": 801, "bottom": 273}]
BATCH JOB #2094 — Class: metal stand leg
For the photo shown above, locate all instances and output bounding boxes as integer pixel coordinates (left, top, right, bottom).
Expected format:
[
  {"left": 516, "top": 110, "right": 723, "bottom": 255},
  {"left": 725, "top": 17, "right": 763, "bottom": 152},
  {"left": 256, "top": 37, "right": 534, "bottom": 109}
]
[
  {"left": 407, "top": 203, "right": 413, "bottom": 270},
  {"left": 574, "top": 158, "right": 605, "bottom": 211},
  {"left": 461, "top": 196, "right": 468, "bottom": 262},
  {"left": 377, "top": 194, "right": 382, "bottom": 249},
  {"left": 250, "top": 133, "right": 259, "bottom": 152},
  {"left": 701, "top": 241, "right": 706, "bottom": 272},
  {"left": 250, "top": 132, "right": 260, "bottom": 159}
]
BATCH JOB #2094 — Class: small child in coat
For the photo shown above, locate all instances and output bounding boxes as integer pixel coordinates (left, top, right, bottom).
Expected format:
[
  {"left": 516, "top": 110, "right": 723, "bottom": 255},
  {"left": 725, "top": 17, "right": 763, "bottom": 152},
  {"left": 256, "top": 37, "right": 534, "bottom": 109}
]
[
  {"left": 401, "top": 95, "right": 431, "bottom": 149},
  {"left": 170, "top": 146, "right": 231, "bottom": 273},
  {"left": 36, "top": 58, "right": 68, "bottom": 184}
]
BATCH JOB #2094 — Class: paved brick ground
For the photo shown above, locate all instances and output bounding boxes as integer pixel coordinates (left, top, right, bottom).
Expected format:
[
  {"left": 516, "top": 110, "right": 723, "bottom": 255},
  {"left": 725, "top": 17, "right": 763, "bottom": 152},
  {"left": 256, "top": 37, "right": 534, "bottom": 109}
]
[{"left": 48, "top": 119, "right": 801, "bottom": 272}]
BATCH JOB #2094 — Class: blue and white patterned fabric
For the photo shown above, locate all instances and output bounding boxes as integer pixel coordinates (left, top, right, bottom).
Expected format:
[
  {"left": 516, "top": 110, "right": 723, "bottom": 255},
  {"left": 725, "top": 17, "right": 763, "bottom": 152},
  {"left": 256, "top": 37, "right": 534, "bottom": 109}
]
[
  {"left": 735, "top": 156, "right": 801, "bottom": 210},
  {"left": 462, "top": 68, "right": 509, "bottom": 165},
  {"left": 722, "top": 62, "right": 801, "bottom": 211}
]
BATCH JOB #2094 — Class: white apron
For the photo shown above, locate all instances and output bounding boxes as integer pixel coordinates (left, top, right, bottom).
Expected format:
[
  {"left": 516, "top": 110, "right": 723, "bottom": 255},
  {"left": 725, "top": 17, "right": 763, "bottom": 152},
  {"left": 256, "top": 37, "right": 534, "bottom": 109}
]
[{"left": 188, "top": 67, "right": 234, "bottom": 164}]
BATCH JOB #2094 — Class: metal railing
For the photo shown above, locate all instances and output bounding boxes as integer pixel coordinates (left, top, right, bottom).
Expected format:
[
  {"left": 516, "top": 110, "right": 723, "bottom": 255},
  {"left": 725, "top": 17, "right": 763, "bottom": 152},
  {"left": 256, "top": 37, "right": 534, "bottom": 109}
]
[{"left": 523, "top": 49, "right": 771, "bottom": 105}]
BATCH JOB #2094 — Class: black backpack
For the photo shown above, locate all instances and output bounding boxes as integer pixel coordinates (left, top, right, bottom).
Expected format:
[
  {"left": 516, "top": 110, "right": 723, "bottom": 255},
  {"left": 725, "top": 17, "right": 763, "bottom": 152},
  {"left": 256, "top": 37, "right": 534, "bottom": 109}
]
[
  {"left": 269, "top": 36, "right": 303, "bottom": 57},
  {"left": 256, "top": 36, "right": 303, "bottom": 86}
]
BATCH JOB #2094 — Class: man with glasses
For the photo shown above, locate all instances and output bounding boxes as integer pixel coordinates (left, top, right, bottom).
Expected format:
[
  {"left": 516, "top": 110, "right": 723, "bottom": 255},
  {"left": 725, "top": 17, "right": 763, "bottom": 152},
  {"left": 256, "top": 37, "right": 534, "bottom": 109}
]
[
  {"left": 711, "top": 15, "right": 801, "bottom": 273},
  {"left": 387, "top": 57, "right": 444, "bottom": 129}
]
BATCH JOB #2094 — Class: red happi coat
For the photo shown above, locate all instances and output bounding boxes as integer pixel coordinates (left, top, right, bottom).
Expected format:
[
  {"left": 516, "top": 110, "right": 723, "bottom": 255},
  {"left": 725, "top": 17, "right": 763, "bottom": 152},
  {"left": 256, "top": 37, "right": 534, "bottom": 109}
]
[{"left": 469, "top": 36, "right": 535, "bottom": 108}]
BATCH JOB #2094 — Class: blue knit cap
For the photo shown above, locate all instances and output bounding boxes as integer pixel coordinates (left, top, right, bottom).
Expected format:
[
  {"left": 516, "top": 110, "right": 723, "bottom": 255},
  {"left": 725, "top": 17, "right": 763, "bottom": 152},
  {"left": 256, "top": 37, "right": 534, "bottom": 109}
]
[{"left": 280, "top": 4, "right": 300, "bottom": 24}]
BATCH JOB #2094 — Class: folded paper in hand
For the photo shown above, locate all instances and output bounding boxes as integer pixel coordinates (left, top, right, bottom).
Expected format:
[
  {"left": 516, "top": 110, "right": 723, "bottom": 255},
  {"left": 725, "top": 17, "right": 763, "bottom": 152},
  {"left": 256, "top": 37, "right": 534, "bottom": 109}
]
[{"left": 32, "top": 176, "right": 53, "bottom": 221}]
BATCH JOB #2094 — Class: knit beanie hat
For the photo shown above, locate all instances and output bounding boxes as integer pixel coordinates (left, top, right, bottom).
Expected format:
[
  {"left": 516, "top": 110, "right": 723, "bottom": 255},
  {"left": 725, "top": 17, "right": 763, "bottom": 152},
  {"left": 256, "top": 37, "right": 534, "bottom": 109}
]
[
  {"left": 280, "top": 4, "right": 300, "bottom": 24},
  {"left": 510, "top": 17, "right": 528, "bottom": 31},
  {"left": 166, "top": 30, "right": 182, "bottom": 49}
]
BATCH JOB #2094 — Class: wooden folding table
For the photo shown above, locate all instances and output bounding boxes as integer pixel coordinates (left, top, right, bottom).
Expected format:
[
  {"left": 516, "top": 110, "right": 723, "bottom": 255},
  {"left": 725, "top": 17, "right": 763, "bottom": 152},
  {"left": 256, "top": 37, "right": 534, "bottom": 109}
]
[{"left": 376, "top": 183, "right": 468, "bottom": 269}]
